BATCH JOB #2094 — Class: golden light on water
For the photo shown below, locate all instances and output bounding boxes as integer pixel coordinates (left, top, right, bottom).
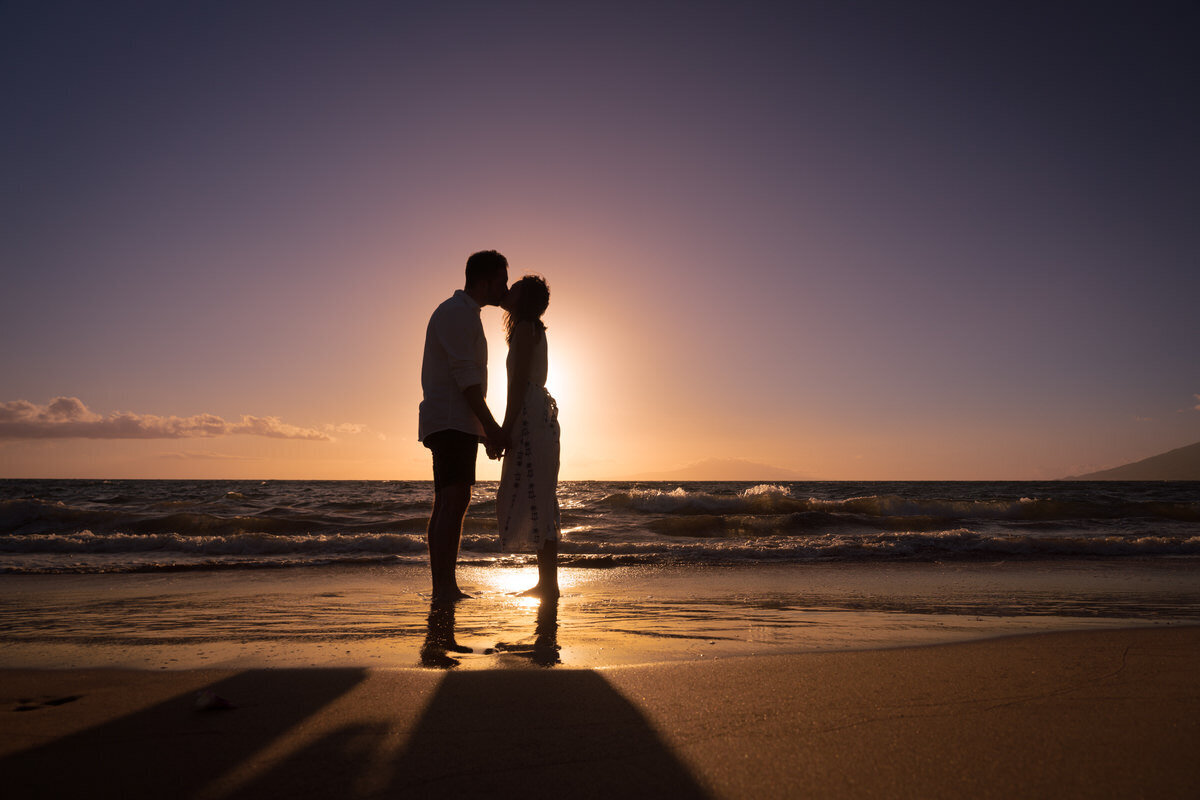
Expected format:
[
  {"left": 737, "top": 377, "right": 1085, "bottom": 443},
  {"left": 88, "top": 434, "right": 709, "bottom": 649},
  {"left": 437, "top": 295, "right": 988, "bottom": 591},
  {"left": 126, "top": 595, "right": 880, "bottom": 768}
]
[
  {"left": 489, "top": 567, "right": 541, "bottom": 598},
  {"left": 481, "top": 566, "right": 579, "bottom": 606}
]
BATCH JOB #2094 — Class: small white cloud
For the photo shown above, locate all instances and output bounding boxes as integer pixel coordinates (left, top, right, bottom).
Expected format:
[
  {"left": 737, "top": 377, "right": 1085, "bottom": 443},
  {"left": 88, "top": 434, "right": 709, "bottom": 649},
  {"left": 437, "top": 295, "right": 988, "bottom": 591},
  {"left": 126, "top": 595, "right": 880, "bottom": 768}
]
[
  {"left": 160, "top": 451, "right": 264, "bottom": 461},
  {"left": 229, "top": 415, "right": 329, "bottom": 440},
  {"left": 0, "top": 397, "right": 332, "bottom": 441},
  {"left": 323, "top": 422, "right": 369, "bottom": 435}
]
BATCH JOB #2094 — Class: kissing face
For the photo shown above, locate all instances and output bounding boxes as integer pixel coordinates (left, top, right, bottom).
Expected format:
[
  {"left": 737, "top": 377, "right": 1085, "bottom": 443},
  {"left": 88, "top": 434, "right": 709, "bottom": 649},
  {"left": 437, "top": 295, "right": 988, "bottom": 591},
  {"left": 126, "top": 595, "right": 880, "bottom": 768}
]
[
  {"left": 501, "top": 281, "right": 522, "bottom": 312},
  {"left": 490, "top": 268, "right": 510, "bottom": 307}
]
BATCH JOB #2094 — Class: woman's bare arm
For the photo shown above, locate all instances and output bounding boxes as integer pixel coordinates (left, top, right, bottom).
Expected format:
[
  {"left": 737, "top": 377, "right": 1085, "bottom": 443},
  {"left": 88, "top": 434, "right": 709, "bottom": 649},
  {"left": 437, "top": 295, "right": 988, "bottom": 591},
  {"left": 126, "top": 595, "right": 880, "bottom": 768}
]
[{"left": 502, "top": 321, "right": 536, "bottom": 436}]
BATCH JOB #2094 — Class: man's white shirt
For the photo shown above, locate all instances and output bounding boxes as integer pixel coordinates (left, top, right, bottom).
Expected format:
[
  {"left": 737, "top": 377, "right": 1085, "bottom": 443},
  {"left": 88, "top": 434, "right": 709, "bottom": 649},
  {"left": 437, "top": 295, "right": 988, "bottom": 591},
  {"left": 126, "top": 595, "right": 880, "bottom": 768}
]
[{"left": 418, "top": 290, "right": 488, "bottom": 441}]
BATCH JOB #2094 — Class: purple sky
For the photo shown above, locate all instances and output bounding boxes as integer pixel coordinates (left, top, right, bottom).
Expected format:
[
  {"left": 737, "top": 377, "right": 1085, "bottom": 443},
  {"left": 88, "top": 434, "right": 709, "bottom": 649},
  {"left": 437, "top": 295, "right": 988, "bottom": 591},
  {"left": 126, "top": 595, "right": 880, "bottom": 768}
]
[{"left": 2, "top": 1, "right": 1197, "bottom": 479}]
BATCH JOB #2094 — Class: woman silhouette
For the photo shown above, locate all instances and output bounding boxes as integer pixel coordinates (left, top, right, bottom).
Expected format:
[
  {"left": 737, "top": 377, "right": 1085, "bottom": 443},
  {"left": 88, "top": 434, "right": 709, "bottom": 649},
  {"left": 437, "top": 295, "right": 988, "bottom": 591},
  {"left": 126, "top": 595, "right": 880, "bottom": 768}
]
[{"left": 495, "top": 275, "right": 560, "bottom": 597}]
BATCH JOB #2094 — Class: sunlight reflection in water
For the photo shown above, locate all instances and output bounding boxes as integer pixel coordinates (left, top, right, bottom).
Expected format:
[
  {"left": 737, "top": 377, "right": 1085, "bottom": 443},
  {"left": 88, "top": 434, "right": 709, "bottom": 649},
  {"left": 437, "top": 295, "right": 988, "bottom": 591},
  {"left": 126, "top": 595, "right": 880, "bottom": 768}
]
[
  {"left": 1, "top": 562, "right": 1197, "bottom": 670},
  {"left": 471, "top": 564, "right": 581, "bottom": 602}
]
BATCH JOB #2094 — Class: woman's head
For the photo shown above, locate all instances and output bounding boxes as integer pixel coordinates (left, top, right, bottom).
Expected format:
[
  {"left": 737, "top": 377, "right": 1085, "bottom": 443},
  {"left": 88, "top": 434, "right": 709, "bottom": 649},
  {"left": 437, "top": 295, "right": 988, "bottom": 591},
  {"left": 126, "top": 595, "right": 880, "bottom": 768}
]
[{"left": 502, "top": 274, "right": 550, "bottom": 341}]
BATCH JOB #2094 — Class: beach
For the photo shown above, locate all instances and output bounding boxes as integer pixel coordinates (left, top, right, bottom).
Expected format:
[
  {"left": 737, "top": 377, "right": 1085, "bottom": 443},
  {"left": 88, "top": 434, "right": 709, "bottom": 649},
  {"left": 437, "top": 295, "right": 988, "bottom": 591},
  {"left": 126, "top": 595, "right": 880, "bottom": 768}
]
[
  {"left": 3, "top": 480, "right": 1199, "bottom": 796},
  {"left": 4, "top": 626, "right": 1198, "bottom": 798},
  {"left": 3, "top": 562, "right": 1200, "bottom": 798},
  {"left": 7, "top": 0, "right": 1200, "bottom": 793}
]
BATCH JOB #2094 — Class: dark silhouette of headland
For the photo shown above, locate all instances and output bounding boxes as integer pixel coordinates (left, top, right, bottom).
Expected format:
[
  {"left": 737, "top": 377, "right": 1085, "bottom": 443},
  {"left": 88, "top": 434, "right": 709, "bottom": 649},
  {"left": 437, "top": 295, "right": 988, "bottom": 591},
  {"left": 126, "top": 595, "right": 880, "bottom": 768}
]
[{"left": 1066, "top": 441, "right": 1200, "bottom": 480}]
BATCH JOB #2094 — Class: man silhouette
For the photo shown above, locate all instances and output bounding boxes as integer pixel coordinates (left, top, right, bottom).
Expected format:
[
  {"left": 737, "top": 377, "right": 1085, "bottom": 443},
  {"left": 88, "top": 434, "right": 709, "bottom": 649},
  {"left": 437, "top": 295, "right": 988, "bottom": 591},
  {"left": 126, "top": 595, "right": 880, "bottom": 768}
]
[{"left": 418, "top": 250, "right": 509, "bottom": 599}]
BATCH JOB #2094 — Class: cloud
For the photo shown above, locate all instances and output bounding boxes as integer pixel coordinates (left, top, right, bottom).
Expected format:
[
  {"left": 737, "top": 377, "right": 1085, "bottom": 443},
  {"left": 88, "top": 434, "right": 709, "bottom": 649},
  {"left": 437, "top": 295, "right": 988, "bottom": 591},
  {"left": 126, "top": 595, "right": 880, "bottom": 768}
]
[
  {"left": 323, "top": 422, "right": 368, "bottom": 435},
  {"left": 159, "top": 451, "right": 264, "bottom": 461},
  {"left": 322, "top": 421, "right": 383, "bottom": 440},
  {"left": 1195, "top": 394, "right": 1200, "bottom": 411},
  {"left": 0, "top": 397, "right": 332, "bottom": 441}
]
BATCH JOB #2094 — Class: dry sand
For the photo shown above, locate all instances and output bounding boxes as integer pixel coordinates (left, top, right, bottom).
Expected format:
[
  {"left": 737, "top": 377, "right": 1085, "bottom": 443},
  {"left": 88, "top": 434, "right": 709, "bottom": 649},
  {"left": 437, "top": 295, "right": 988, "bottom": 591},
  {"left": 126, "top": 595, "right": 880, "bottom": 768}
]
[{"left": 3, "top": 626, "right": 1197, "bottom": 799}]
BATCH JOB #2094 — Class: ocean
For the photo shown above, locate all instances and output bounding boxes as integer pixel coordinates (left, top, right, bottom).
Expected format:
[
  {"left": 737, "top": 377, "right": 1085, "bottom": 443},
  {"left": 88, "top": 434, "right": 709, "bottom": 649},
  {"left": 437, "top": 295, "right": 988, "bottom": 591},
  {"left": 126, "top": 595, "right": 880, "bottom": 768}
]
[
  {"left": 2, "top": 479, "right": 1199, "bottom": 669},
  {"left": 2, "top": 479, "right": 1199, "bottom": 574}
]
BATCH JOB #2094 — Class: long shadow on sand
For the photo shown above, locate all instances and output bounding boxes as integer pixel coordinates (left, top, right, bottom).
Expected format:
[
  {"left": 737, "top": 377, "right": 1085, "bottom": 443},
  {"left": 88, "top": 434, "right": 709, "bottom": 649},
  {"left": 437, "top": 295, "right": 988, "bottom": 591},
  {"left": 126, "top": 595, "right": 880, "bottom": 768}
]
[
  {"left": 6, "top": 598, "right": 710, "bottom": 799},
  {"left": 224, "top": 668, "right": 713, "bottom": 799},
  {"left": 386, "top": 669, "right": 711, "bottom": 797},
  {"left": 3, "top": 669, "right": 367, "bottom": 800},
  {"left": 4, "top": 667, "right": 710, "bottom": 799},
  {"left": 224, "top": 600, "right": 708, "bottom": 796}
]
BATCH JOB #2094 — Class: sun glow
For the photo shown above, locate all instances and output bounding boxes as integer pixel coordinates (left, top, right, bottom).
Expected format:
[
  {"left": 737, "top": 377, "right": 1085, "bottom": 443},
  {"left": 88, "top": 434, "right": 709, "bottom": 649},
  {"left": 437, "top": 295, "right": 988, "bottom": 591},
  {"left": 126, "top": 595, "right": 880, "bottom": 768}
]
[
  {"left": 541, "top": 324, "right": 609, "bottom": 478},
  {"left": 479, "top": 565, "right": 579, "bottom": 603},
  {"left": 545, "top": 354, "right": 573, "bottom": 419},
  {"left": 479, "top": 315, "right": 602, "bottom": 480},
  {"left": 489, "top": 566, "right": 541, "bottom": 596}
]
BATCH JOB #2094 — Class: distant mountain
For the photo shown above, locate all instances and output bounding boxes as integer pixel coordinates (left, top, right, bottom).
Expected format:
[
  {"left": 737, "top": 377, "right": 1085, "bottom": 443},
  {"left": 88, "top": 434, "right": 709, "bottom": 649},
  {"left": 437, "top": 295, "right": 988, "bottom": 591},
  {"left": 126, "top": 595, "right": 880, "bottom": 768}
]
[
  {"left": 1066, "top": 441, "right": 1200, "bottom": 480},
  {"left": 635, "top": 458, "right": 812, "bottom": 482}
]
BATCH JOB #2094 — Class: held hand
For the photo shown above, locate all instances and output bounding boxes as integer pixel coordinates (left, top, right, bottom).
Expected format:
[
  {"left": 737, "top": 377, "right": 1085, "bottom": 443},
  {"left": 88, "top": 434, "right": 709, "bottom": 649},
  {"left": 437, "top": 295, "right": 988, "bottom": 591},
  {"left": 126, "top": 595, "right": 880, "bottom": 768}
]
[{"left": 484, "top": 424, "right": 507, "bottom": 460}]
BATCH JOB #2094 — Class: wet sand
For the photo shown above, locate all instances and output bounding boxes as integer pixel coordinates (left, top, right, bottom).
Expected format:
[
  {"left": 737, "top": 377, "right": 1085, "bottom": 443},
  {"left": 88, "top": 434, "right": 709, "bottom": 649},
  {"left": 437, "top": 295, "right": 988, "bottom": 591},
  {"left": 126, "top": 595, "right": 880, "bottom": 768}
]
[
  {"left": 4, "top": 561, "right": 1197, "bottom": 670},
  {"left": 3, "top": 626, "right": 1198, "bottom": 799}
]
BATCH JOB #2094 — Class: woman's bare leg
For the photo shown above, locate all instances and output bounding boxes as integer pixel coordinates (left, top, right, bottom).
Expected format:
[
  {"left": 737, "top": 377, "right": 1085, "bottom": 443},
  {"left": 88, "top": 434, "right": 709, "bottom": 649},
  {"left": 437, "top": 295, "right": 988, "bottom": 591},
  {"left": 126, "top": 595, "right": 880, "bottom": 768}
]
[{"left": 518, "top": 539, "right": 559, "bottom": 598}]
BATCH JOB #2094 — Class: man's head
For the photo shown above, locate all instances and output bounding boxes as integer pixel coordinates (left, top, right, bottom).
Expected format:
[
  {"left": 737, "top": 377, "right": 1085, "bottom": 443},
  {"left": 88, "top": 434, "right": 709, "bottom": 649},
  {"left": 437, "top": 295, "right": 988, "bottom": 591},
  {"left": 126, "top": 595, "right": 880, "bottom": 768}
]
[{"left": 464, "top": 250, "right": 509, "bottom": 306}]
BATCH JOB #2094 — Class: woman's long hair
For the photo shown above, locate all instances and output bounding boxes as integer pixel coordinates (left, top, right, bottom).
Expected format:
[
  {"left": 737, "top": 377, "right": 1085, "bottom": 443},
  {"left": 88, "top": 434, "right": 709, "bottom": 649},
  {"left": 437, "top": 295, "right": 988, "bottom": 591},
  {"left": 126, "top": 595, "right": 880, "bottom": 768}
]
[{"left": 504, "top": 274, "right": 550, "bottom": 343}]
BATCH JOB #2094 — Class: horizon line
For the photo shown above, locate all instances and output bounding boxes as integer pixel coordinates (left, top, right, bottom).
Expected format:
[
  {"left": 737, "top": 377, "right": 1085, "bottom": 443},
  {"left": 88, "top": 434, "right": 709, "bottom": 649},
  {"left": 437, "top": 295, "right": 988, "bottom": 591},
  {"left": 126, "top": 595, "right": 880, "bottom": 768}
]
[{"left": 0, "top": 475, "right": 1163, "bottom": 483}]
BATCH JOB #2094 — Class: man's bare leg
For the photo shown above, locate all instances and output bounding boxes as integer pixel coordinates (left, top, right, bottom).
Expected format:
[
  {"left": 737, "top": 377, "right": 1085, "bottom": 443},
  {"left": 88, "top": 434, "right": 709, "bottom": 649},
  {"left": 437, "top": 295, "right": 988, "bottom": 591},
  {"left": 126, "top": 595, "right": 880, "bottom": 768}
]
[{"left": 427, "top": 483, "right": 472, "bottom": 600}]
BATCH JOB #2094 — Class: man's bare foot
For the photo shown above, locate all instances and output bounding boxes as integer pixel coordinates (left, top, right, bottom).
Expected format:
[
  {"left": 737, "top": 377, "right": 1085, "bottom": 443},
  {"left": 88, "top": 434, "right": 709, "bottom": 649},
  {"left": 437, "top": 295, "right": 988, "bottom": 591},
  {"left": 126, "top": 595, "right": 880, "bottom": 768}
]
[
  {"left": 432, "top": 588, "right": 472, "bottom": 601},
  {"left": 420, "top": 650, "right": 462, "bottom": 668},
  {"left": 516, "top": 584, "right": 559, "bottom": 599}
]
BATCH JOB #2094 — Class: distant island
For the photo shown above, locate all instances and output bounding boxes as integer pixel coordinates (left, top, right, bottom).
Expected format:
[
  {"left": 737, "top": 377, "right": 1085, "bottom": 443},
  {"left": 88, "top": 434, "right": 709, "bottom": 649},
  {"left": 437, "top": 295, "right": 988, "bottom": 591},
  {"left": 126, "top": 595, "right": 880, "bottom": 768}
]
[
  {"left": 1065, "top": 441, "right": 1200, "bottom": 480},
  {"left": 635, "top": 458, "right": 813, "bottom": 482}
]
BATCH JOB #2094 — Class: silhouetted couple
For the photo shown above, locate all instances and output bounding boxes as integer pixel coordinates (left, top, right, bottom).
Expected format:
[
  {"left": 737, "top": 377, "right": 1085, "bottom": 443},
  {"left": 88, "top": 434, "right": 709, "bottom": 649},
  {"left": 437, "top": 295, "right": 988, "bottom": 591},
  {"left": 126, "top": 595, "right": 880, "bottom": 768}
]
[{"left": 418, "top": 250, "right": 560, "bottom": 601}]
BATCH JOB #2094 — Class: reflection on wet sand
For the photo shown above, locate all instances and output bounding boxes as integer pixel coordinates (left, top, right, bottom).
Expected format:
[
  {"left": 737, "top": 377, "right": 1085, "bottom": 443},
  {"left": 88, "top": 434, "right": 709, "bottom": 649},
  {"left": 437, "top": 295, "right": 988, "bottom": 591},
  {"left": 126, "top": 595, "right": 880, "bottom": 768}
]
[
  {"left": 420, "top": 597, "right": 562, "bottom": 669},
  {"left": 488, "top": 598, "right": 561, "bottom": 666},
  {"left": 419, "top": 600, "right": 473, "bottom": 668}
]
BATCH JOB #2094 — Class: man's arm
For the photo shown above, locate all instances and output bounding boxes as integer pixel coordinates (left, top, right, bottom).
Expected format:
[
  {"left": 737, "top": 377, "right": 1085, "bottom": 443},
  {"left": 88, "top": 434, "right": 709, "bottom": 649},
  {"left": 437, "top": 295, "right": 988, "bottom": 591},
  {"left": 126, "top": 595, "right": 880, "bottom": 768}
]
[
  {"left": 462, "top": 384, "right": 504, "bottom": 452},
  {"left": 432, "top": 304, "right": 503, "bottom": 451}
]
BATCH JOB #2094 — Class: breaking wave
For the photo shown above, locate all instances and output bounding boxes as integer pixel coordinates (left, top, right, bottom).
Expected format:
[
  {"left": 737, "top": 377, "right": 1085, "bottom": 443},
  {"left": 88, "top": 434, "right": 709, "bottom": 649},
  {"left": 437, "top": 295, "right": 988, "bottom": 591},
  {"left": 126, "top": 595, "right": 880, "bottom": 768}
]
[{"left": 2, "top": 478, "right": 1198, "bottom": 573}]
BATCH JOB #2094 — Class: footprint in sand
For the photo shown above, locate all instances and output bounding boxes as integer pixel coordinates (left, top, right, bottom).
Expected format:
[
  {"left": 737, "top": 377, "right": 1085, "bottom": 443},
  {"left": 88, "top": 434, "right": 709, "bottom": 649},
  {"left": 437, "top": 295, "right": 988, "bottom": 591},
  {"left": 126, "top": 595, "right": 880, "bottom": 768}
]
[{"left": 12, "top": 695, "right": 82, "bottom": 712}]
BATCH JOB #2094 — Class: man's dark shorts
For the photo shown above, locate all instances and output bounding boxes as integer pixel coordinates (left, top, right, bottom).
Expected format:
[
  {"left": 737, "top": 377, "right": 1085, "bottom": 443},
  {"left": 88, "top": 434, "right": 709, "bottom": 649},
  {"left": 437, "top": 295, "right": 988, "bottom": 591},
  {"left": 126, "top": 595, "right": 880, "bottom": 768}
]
[{"left": 423, "top": 429, "right": 480, "bottom": 490}]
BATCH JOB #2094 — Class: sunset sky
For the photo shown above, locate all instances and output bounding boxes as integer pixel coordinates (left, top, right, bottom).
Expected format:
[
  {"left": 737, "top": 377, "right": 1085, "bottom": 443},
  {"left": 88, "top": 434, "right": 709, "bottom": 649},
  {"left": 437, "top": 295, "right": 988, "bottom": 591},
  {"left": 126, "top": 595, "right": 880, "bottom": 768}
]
[{"left": 2, "top": 1, "right": 1197, "bottom": 480}]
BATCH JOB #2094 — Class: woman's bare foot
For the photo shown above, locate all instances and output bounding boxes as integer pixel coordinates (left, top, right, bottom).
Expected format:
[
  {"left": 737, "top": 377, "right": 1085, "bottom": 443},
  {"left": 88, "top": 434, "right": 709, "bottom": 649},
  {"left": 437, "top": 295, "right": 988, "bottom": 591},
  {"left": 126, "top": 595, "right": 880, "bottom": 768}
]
[{"left": 516, "top": 584, "right": 559, "bottom": 599}]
